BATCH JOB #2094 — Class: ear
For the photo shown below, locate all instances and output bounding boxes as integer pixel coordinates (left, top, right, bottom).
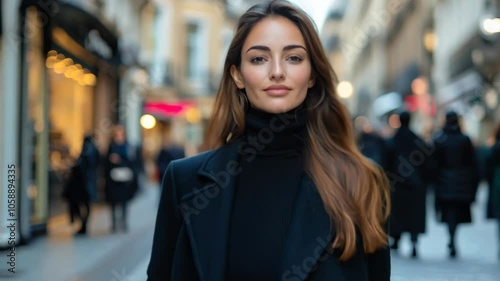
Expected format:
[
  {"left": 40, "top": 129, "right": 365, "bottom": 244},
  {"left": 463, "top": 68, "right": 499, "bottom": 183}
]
[{"left": 230, "top": 65, "right": 245, "bottom": 89}]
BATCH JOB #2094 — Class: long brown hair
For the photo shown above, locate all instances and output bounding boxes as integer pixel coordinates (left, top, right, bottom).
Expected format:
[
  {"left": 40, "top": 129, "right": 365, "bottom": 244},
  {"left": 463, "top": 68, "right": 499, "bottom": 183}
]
[{"left": 204, "top": 0, "right": 390, "bottom": 261}]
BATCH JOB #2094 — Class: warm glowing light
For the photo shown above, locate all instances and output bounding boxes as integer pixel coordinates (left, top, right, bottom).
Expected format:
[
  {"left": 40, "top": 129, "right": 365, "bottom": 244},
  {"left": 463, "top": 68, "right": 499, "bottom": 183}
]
[
  {"left": 140, "top": 114, "right": 157, "bottom": 129},
  {"left": 424, "top": 31, "right": 437, "bottom": 52},
  {"left": 83, "top": 73, "right": 97, "bottom": 86},
  {"left": 46, "top": 50, "right": 95, "bottom": 86},
  {"left": 337, "top": 81, "right": 353, "bottom": 99},
  {"left": 47, "top": 50, "right": 57, "bottom": 57},
  {"left": 186, "top": 107, "right": 202, "bottom": 124},
  {"left": 45, "top": 56, "right": 57, "bottom": 68},
  {"left": 482, "top": 18, "right": 500, "bottom": 35},
  {"left": 485, "top": 89, "right": 498, "bottom": 109}
]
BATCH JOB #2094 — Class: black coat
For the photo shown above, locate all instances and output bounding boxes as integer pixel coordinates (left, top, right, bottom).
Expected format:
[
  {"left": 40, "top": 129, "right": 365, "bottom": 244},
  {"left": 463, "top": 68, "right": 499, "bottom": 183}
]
[
  {"left": 147, "top": 139, "right": 390, "bottom": 281},
  {"left": 432, "top": 126, "right": 479, "bottom": 202},
  {"left": 156, "top": 146, "right": 185, "bottom": 180},
  {"left": 385, "top": 126, "right": 429, "bottom": 235},
  {"left": 431, "top": 124, "right": 479, "bottom": 224},
  {"left": 358, "top": 132, "right": 387, "bottom": 168},
  {"left": 62, "top": 139, "right": 100, "bottom": 203},
  {"left": 486, "top": 141, "right": 500, "bottom": 219},
  {"left": 104, "top": 142, "right": 140, "bottom": 203}
]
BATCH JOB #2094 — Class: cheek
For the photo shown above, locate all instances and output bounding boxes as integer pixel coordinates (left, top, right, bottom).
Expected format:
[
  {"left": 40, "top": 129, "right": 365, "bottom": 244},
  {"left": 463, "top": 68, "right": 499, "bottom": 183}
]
[
  {"left": 290, "top": 68, "right": 312, "bottom": 89},
  {"left": 240, "top": 66, "right": 267, "bottom": 90}
]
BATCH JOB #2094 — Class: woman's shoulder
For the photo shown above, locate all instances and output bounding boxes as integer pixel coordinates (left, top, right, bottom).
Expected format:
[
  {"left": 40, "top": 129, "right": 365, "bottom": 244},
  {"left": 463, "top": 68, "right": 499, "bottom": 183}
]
[
  {"left": 161, "top": 148, "right": 220, "bottom": 199},
  {"left": 169, "top": 149, "right": 217, "bottom": 172}
]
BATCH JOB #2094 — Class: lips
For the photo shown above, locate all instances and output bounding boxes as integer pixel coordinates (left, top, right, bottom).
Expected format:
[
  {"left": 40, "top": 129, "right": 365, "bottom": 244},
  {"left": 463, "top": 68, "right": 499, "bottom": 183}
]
[{"left": 264, "top": 85, "right": 291, "bottom": 96}]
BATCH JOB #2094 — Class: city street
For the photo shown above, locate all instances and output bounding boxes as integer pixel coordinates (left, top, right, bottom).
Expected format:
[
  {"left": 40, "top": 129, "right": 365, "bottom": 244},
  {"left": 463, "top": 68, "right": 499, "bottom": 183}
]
[{"left": 2, "top": 183, "right": 499, "bottom": 281}]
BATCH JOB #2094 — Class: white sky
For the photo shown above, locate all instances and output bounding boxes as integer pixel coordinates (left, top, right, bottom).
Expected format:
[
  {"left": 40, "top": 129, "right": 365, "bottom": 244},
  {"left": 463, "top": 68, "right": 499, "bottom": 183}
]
[{"left": 289, "top": 0, "right": 338, "bottom": 31}]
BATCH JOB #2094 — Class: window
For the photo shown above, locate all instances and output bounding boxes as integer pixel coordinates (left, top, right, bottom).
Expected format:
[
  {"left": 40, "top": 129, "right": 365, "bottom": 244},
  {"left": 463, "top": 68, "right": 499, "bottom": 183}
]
[{"left": 186, "top": 22, "right": 200, "bottom": 80}]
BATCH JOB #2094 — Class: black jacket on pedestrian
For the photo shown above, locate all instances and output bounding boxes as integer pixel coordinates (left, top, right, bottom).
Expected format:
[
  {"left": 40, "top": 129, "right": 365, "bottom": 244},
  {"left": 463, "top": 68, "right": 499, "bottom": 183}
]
[
  {"left": 104, "top": 142, "right": 139, "bottom": 203},
  {"left": 358, "top": 132, "right": 387, "bottom": 169},
  {"left": 432, "top": 122, "right": 479, "bottom": 203},
  {"left": 156, "top": 146, "right": 185, "bottom": 180},
  {"left": 385, "top": 122, "right": 429, "bottom": 236},
  {"left": 147, "top": 138, "right": 390, "bottom": 281},
  {"left": 486, "top": 140, "right": 500, "bottom": 219},
  {"left": 62, "top": 137, "right": 100, "bottom": 203}
]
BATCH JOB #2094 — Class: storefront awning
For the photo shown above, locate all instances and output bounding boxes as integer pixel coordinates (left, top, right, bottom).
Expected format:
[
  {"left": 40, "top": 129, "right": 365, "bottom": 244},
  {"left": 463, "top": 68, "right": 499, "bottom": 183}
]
[{"left": 51, "top": 1, "right": 121, "bottom": 68}]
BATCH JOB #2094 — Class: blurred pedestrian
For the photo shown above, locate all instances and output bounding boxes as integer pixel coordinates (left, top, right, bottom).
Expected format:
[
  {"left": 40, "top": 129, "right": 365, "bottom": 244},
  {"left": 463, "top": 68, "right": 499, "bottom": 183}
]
[
  {"left": 355, "top": 117, "right": 387, "bottom": 168},
  {"left": 156, "top": 139, "right": 185, "bottom": 182},
  {"left": 147, "top": 1, "right": 391, "bottom": 280},
  {"left": 104, "top": 125, "right": 139, "bottom": 232},
  {"left": 62, "top": 134, "right": 100, "bottom": 235},
  {"left": 486, "top": 124, "right": 500, "bottom": 258},
  {"left": 385, "top": 111, "right": 429, "bottom": 258},
  {"left": 432, "top": 111, "right": 479, "bottom": 258}
]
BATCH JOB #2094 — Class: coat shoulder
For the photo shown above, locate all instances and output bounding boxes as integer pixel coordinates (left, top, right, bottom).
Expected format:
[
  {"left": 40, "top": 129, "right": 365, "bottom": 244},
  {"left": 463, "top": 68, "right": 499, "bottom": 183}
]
[{"left": 163, "top": 149, "right": 218, "bottom": 198}]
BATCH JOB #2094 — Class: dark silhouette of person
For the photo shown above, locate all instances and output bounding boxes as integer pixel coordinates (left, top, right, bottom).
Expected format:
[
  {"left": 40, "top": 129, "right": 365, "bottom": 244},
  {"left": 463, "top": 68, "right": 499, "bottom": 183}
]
[
  {"left": 104, "top": 125, "right": 139, "bottom": 232},
  {"left": 486, "top": 124, "right": 500, "bottom": 259},
  {"left": 432, "top": 110, "right": 479, "bottom": 258},
  {"left": 156, "top": 140, "right": 185, "bottom": 182},
  {"left": 62, "top": 134, "right": 100, "bottom": 235},
  {"left": 355, "top": 118, "right": 387, "bottom": 168},
  {"left": 385, "top": 111, "right": 429, "bottom": 258}
]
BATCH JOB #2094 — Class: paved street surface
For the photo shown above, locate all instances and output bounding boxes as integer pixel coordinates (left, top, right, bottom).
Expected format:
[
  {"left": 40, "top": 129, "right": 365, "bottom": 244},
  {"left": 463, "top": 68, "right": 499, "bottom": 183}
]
[
  {"left": 1, "top": 182, "right": 499, "bottom": 281},
  {"left": 391, "top": 183, "right": 500, "bottom": 281},
  {"left": 0, "top": 180, "right": 160, "bottom": 281}
]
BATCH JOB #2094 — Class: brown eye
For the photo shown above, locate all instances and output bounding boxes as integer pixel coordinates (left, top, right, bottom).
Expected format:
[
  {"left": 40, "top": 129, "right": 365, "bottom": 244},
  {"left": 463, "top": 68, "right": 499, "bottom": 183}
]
[
  {"left": 287, "top": 56, "right": 303, "bottom": 63},
  {"left": 250, "top": 56, "right": 266, "bottom": 64}
]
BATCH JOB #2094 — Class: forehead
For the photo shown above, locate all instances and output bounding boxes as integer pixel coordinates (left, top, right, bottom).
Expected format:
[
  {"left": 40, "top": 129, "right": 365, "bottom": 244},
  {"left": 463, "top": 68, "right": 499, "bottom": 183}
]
[{"left": 243, "top": 16, "right": 306, "bottom": 49}]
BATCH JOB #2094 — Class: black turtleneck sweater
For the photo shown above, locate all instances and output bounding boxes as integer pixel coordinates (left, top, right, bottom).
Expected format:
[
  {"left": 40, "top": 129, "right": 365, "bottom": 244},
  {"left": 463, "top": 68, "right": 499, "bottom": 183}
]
[{"left": 226, "top": 105, "right": 307, "bottom": 281}]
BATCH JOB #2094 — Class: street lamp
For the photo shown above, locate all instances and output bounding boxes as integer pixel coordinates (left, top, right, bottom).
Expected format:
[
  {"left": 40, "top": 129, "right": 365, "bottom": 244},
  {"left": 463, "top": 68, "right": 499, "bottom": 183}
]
[
  {"left": 140, "top": 114, "right": 156, "bottom": 129},
  {"left": 337, "top": 81, "right": 353, "bottom": 99},
  {"left": 481, "top": 17, "right": 500, "bottom": 36}
]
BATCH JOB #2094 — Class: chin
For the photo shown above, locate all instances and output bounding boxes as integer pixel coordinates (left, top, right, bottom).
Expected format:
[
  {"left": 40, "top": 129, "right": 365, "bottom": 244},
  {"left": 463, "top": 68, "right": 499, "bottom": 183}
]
[{"left": 250, "top": 97, "right": 305, "bottom": 114}]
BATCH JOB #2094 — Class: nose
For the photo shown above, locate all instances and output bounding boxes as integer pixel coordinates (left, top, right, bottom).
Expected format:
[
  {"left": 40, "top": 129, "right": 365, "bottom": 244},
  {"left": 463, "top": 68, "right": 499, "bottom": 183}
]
[{"left": 269, "top": 59, "right": 285, "bottom": 80}]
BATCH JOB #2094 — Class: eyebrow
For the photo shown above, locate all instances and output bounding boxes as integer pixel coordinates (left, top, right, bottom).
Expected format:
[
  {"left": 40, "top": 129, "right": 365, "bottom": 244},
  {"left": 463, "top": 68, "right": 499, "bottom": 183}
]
[{"left": 245, "top": 44, "right": 307, "bottom": 53}]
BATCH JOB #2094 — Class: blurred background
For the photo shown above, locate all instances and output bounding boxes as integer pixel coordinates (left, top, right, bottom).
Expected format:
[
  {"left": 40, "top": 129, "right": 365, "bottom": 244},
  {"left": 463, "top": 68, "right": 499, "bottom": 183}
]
[{"left": 0, "top": 0, "right": 499, "bottom": 280}]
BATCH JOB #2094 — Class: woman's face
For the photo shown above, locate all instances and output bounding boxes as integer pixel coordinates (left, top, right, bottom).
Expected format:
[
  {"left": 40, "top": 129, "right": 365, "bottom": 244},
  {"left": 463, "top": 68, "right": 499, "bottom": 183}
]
[{"left": 231, "top": 16, "right": 315, "bottom": 113}]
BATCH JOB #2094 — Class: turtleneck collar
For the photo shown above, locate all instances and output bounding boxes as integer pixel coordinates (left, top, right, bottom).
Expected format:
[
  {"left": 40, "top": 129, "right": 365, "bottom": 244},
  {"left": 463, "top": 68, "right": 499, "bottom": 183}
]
[{"left": 243, "top": 104, "right": 307, "bottom": 155}]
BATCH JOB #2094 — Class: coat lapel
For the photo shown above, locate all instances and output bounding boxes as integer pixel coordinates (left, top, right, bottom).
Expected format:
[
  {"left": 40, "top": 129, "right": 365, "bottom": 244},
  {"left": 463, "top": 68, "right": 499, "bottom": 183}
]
[
  {"left": 179, "top": 140, "right": 334, "bottom": 281},
  {"left": 280, "top": 174, "right": 334, "bottom": 281},
  {"left": 179, "top": 139, "right": 242, "bottom": 281}
]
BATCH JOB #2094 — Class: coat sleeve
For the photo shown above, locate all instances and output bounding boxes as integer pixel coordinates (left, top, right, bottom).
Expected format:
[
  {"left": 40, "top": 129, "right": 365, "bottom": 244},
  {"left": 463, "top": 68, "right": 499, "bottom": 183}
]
[{"left": 147, "top": 161, "right": 182, "bottom": 281}]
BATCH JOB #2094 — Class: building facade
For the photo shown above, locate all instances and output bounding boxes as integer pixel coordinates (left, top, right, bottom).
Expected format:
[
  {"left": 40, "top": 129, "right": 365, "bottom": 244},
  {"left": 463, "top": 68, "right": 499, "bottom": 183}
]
[
  {"left": 339, "top": 0, "right": 389, "bottom": 118},
  {"left": 0, "top": 0, "right": 147, "bottom": 247},
  {"left": 433, "top": 0, "right": 500, "bottom": 142}
]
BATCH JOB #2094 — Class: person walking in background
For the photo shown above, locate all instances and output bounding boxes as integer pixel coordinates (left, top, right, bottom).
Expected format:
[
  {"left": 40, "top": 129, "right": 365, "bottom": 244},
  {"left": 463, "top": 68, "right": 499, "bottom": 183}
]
[
  {"left": 62, "top": 134, "right": 100, "bottom": 235},
  {"left": 355, "top": 117, "right": 387, "bottom": 168},
  {"left": 385, "top": 111, "right": 429, "bottom": 258},
  {"left": 486, "top": 124, "right": 500, "bottom": 259},
  {"left": 105, "top": 125, "right": 139, "bottom": 233},
  {"left": 432, "top": 111, "right": 479, "bottom": 258},
  {"left": 156, "top": 139, "right": 185, "bottom": 182},
  {"left": 147, "top": 1, "right": 391, "bottom": 280}
]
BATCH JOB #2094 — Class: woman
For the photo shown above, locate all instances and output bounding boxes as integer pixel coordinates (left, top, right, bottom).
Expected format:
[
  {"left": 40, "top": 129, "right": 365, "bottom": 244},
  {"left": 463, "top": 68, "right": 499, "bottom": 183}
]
[
  {"left": 432, "top": 111, "right": 479, "bottom": 258},
  {"left": 147, "top": 1, "right": 390, "bottom": 280},
  {"left": 104, "top": 125, "right": 138, "bottom": 232}
]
